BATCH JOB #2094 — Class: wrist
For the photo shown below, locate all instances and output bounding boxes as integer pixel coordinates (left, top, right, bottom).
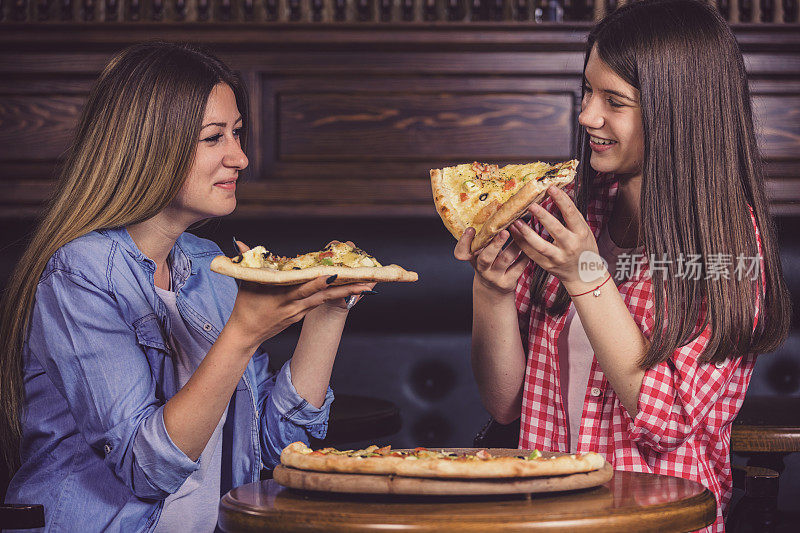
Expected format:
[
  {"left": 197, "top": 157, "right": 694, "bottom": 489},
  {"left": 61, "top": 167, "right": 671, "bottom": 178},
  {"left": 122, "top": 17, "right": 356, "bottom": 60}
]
[
  {"left": 217, "top": 322, "right": 262, "bottom": 359},
  {"left": 562, "top": 270, "right": 612, "bottom": 297},
  {"left": 305, "top": 303, "right": 350, "bottom": 322},
  {"left": 473, "top": 275, "right": 515, "bottom": 304}
]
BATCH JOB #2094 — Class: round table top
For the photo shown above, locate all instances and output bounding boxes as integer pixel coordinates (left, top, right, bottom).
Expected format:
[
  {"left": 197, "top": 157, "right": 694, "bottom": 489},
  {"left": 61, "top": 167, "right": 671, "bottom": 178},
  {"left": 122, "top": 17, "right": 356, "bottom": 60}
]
[{"left": 218, "top": 470, "right": 716, "bottom": 532}]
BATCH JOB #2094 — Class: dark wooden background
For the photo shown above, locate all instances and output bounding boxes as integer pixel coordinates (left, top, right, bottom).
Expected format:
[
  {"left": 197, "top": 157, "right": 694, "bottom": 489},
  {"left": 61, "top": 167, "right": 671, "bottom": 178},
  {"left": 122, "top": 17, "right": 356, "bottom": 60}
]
[{"left": 1, "top": 0, "right": 800, "bottom": 519}]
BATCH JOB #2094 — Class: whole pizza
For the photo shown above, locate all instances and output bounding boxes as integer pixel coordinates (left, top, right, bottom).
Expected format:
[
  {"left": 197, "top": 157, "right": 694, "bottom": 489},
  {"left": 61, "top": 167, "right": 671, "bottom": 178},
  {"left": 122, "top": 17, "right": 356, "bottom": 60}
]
[
  {"left": 280, "top": 442, "right": 606, "bottom": 479},
  {"left": 431, "top": 160, "right": 578, "bottom": 252}
]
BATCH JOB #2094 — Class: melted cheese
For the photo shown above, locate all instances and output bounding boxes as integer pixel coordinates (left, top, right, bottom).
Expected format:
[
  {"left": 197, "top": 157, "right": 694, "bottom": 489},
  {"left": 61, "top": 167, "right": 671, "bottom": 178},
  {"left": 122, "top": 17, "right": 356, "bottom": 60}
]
[{"left": 240, "top": 246, "right": 268, "bottom": 268}]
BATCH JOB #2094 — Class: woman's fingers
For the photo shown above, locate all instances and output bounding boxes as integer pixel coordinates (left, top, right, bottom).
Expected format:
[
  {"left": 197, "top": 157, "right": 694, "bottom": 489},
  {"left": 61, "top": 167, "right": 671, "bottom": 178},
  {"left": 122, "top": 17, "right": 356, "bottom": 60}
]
[
  {"left": 545, "top": 186, "right": 588, "bottom": 233},
  {"left": 454, "top": 227, "right": 476, "bottom": 262},
  {"left": 475, "top": 231, "right": 509, "bottom": 272},
  {"left": 298, "top": 282, "right": 373, "bottom": 310},
  {"left": 506, "top": 252, "right": 531, "bottom": 280},
  {"left": 489, "top": 235, "right": 521, "bottom": 271},
  {"left": 509, "top": 219, "right": 560, "bottom": 258},
  {"left": 234, "top": 240, "right": 251, "bottom": 254},
  {"left": 527, "top": 202, "right": 569, "bottom": 243}
]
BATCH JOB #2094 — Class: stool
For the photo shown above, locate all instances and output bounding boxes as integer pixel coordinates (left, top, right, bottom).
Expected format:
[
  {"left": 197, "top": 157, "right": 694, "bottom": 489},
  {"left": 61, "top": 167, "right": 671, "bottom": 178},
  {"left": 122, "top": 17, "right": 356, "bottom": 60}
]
[
  {"left": 315, "top": 393, "right": 401, "bottom": 446},
  {"left": 729, "top": 396, "right": 800, "bottom": 531}
]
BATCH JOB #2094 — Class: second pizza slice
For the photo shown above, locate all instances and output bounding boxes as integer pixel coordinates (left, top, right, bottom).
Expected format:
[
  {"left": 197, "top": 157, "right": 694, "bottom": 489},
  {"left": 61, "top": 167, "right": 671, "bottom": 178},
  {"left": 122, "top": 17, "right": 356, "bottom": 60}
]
[{"left": 431, "top": 160, "right": 578, "bottom": 252}]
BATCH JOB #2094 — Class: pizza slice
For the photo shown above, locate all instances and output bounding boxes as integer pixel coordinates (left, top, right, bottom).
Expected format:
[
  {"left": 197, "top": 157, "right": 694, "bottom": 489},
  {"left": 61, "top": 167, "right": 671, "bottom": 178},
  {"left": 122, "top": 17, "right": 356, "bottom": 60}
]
[
  {"left": 430, "top": 159, "right": 578, "bottom": 253},
  {"left": 210, "top": 240, "right": 418, "bottom": 285}
]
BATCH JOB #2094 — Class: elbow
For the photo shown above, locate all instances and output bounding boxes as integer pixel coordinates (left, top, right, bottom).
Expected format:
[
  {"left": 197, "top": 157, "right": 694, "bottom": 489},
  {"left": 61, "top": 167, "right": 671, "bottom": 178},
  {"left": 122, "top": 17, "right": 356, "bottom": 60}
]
[{"left": 491, "top": 411, "right": 521, "bottom": 426}]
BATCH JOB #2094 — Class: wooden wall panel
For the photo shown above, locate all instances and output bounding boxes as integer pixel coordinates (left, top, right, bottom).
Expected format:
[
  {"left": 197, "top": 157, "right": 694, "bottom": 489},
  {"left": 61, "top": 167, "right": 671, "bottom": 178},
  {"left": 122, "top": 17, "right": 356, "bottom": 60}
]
[
  {"left": 752, "top": 94, "right": 800, "bottom": 161},
  {"left": 0, "top": 25, "right": 797, "bottom": 216},
  {"left": 0, "top": 95, "right": 84, "bottom": 163},
  {"left": 275, "top": 91, "right": 573, "bottom": 168}
]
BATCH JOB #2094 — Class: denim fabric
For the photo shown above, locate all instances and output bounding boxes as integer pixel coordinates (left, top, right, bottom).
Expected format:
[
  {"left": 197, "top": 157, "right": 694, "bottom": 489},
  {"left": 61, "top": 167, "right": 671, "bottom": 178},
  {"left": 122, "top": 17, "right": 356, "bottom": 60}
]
[{"left": 4, "top": 227, "right": 333, "bottom": 532}]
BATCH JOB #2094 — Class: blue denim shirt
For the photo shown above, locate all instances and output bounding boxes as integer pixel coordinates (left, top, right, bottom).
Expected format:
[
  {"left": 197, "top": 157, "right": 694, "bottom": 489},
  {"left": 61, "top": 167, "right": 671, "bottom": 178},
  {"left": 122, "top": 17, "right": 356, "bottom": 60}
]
[{"left": 4, "top": 227, "right": 334, "bottom": 532}]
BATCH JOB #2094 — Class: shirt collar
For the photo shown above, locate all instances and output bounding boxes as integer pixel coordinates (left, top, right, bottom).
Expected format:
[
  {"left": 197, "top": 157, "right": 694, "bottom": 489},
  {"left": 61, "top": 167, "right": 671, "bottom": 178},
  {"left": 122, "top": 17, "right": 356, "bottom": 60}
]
[{"left": 99, "top": 226, "right": 193, "bottom": 284}]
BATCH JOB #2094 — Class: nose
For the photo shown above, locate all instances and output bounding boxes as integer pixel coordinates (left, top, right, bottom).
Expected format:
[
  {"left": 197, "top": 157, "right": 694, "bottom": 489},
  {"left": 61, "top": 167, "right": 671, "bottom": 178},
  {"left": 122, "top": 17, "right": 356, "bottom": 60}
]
[
  {"left": 224, "top": 139, "right": 249, "bottom": 171},
  {"left": 578, "top": 94, "right": 604, "bottom": 130}
]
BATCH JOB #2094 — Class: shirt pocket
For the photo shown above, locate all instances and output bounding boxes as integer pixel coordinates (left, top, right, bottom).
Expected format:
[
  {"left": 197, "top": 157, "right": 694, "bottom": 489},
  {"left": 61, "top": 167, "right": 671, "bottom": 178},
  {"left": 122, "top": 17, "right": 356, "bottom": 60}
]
[{"left": 133, "top": 314, "right": 174, "bottom": 400}]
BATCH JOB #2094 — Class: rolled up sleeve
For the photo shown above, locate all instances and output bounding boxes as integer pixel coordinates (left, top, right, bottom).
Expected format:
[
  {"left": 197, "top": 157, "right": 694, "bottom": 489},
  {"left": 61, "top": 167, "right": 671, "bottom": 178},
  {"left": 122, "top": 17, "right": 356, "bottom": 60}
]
[
  {"left": 258, "top": 360, "right": 334, "bottom": 468},
  {"left": 28, "top": 269, "right": 198, "bottom": 500},
  {"left": 622, "top": 325, "right": 741, "bottom": 452}
]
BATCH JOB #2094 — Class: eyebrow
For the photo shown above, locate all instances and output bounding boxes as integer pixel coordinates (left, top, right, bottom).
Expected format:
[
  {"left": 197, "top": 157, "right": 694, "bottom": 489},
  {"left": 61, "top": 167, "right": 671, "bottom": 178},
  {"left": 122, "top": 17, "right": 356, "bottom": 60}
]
[
  {"left": 583, "top": 79, "right": 637, "bottom": 103},
  {"left": 201, "top": 116, "right": 243, "bottom": 130}
]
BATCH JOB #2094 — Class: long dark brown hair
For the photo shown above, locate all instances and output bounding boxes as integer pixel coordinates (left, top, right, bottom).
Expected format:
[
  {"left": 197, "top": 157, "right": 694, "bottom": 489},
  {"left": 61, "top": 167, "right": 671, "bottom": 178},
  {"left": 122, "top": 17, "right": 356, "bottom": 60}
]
[
  {"left": 528, "top": 0, "right": 791, "bottom": 368},
  {"left": 0, "top": 41, "right": 248, "bottom": 470}
]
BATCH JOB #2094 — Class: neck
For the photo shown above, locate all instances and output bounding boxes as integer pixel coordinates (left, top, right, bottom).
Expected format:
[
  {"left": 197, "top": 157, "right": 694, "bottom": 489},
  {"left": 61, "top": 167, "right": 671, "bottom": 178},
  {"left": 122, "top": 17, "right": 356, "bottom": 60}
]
[
  {"left": 126, "top": 212, "right": 187, "bottom": 290},
  {"left": 609, "top": 174, "right": 643, "bottom": 248}
]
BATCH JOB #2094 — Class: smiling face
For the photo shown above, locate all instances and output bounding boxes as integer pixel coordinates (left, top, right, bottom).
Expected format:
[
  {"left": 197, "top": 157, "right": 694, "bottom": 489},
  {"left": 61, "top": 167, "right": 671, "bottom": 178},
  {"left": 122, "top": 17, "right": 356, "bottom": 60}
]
[
  {"left": 578, "top": 46, "right": 645, "bottom": 181},
  {"left": 167, "top": 83, "right": 248, "bottom": 226}
]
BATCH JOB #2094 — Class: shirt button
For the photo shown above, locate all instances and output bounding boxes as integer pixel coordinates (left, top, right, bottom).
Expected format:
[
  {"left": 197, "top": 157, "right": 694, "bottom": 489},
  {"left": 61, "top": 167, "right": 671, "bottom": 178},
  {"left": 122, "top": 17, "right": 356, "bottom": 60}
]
[
  {"left": 715, "top": 361, "right": 725, "bottom": 369},
  {"left": 590, "top": 387, "right": 602, "bottom": 397},
  {"left": 202, "top": 323, "right": 213, "bottom": 332},
  {"left": 103, "top": 444, "right": 112, "bottom": 455}
]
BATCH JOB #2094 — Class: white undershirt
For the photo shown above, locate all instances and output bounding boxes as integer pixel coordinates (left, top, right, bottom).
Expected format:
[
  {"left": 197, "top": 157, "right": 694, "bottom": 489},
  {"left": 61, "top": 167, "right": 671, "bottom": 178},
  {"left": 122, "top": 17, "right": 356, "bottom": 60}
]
[
  {"left": 557, "top": 225, "right": 641, "bottom": 452},
  {"left": 153, "top": 284, "right": 227, "bottom": 533}
]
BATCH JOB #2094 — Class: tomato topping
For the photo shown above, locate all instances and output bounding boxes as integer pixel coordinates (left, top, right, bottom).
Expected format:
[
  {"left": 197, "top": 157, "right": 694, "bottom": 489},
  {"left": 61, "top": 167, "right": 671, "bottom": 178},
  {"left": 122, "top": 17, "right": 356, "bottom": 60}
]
[
  {"left": 414, "top": 447, "right": 429, "bottom": 452},
  {"left": 390, "top": 452, "right": 405, "bottom": 457},
  {"left": 503, "top": 179, "right": 516, "bottom": 191},
  {"left": 310, "top": 451, "right": 324, "bottom": 456},
  {"left": 319, "top": 251, "right": 334, "bottom": 258},
  {"left": 460, "top": 193, "right": 468, "bottom": 202},
  {"left": 377, "top": 445, "right": 392, "bottom": 455}
]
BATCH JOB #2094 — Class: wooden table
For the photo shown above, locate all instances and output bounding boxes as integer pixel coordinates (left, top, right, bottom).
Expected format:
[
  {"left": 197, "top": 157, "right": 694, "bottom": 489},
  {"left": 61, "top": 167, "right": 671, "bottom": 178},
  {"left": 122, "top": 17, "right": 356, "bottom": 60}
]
[{"left": 218, "top": 471, "right": 716, "bottom": 532}]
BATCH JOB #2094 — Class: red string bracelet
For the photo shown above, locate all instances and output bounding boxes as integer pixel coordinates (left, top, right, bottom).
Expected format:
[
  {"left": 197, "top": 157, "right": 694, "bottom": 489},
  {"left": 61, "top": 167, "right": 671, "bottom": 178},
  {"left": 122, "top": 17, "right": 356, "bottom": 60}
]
[{"left": 570, "top": 273, "right": 612, "bottom": 298}]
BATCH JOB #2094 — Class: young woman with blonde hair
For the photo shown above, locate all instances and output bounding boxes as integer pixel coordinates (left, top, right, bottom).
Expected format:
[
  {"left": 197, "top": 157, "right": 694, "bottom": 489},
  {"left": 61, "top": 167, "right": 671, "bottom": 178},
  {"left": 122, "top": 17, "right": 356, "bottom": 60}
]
[
  {"left": 456, "top": 1, "right": 791, "bottom": 530},
  {"left": 1, "top": 42, "right": 372, "bottom": 531}
]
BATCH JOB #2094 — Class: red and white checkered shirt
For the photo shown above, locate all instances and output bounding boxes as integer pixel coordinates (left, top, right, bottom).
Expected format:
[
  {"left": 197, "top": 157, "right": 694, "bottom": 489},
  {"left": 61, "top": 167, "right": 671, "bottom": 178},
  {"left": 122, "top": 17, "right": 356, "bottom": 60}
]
[{"left": 514, "top": 173, "right": 761, "bottom": 533}]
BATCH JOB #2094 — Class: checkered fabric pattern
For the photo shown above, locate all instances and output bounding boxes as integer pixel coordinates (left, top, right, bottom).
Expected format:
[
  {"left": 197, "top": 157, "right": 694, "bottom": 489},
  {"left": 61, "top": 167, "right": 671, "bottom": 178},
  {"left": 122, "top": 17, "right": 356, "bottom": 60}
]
[{"left": 514, "top": 173, "right": 762, "bottom": 533}]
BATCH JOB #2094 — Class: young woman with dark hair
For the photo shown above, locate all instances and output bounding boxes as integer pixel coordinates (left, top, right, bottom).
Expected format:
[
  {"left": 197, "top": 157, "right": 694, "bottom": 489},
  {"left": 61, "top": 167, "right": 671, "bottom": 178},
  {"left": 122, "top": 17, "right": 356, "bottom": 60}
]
[
  {"left": 0, "top": 42, "right": 372, "bottom": 531},
  {"left": 456, "top": 1, "right": 791, "bottom": 530}
]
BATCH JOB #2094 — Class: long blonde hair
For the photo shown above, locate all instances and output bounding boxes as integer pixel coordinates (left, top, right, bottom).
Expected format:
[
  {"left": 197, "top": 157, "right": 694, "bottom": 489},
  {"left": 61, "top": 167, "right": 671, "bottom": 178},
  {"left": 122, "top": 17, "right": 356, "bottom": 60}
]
[{"left": 0, "top": 41, "right": 248, "bottom": 470}]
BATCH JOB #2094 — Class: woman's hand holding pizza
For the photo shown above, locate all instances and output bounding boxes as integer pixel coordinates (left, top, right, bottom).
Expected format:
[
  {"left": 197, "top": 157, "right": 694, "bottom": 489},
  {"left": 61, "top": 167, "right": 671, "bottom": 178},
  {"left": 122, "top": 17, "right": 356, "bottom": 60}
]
[
  {"left": 227, "top": 241, "right": 372, "bottom": 350},
  {"left": 508, "top": 186, "right": 602, "bottom": 289},
  {"left": 454, "top": 228, "right": 530, "bottom": 297}
]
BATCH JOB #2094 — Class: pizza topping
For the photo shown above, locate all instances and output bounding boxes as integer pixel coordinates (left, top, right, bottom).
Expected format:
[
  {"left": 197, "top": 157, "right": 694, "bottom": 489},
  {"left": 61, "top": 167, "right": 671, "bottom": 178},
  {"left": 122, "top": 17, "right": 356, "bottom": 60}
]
[
  {"left": 231, "top": 255, "right": 243, "bottom": 263},
  {"left": 503, "top": 179, "right": 516, "bottom": 191},
  {"left": 479, "top": 193, "right": 488, "bottom": 201},
  {"left": 527, "top": 450, "right": 542, "bottom": 460},
  {"left": 474, "top": 449, "right": 492, "bottom": 460},
  {"left": 460, "top": 193, "right": 468, "bottom": 202},
  {"left": 471, "top": 161, "right": 500, "bottom": 180}
]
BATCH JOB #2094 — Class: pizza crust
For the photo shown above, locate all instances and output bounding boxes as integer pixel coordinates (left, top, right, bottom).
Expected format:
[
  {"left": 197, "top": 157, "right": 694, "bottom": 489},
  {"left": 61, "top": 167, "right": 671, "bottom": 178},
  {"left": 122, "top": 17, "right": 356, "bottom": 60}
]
[
  {"left": 280, "top": 441, "right": 606, "bottom": 479},
  {"left": 430, "top": 167, "right": 467, "bottom": 240},
  {"left": 210, "top": 256, "right": 418, "bottom": 285},
  {"left": 470, "top": 169, "right": 575, "bottom": 253}
]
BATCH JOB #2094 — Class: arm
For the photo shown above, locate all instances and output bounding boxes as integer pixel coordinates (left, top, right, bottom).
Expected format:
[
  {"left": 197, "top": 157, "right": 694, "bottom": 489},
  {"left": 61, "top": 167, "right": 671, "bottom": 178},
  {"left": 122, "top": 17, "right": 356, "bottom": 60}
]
[
  {"left": 455, "top": 228, "right": 530, "bottom": 424},
  {"left": 255, "top": 293, "right": 374, "bottom": 466},
  {"left": 289, "top": 303, "right": 350, "bottom": 408},
  {"left": 164, "top": 275, "right": 373, "bottom": 461},
  {"left": 509, "top": 186, "right": 646, "bottom": 416}
]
